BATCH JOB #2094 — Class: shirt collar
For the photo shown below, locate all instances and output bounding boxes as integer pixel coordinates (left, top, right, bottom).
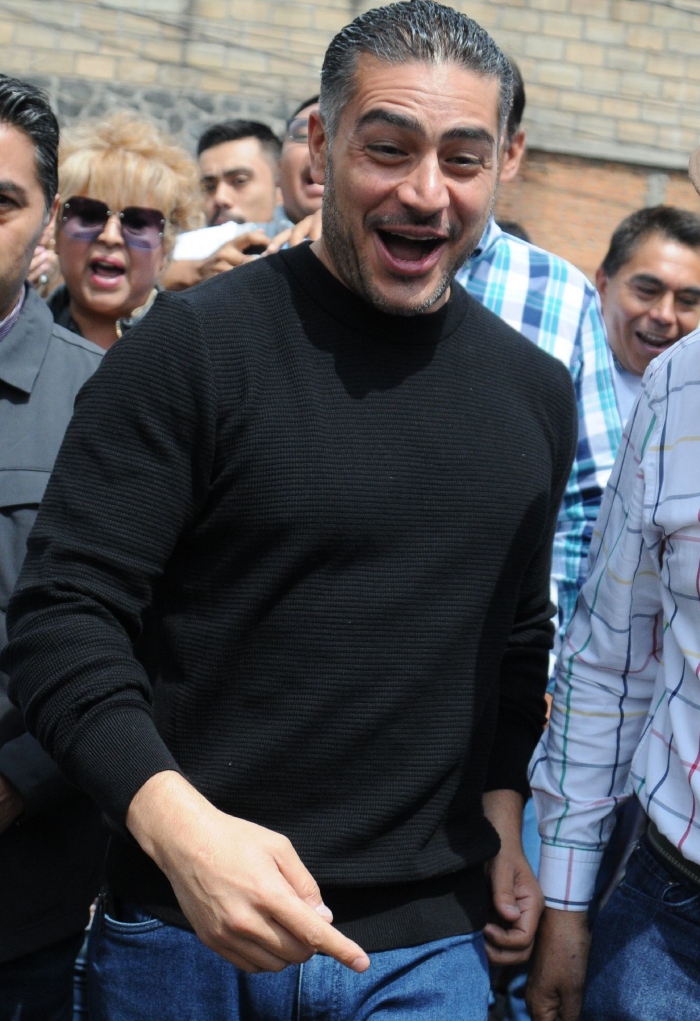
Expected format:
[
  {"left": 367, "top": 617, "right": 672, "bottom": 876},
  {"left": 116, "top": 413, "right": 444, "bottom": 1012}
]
[
  {"left": 0, "top": 287, "right": 26, "bottom": 345},
  {"left": 469, "top": 216, "right": 502, "bottom": 261},
  {"left": 0, "top": 286, "right": 55, "bottom": 394}
]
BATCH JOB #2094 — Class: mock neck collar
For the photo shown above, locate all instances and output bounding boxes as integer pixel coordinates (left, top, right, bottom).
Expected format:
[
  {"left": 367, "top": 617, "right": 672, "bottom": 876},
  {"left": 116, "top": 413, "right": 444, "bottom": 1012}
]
[{"left": 278, "top": 242, "right": 470, "bottom": 346}]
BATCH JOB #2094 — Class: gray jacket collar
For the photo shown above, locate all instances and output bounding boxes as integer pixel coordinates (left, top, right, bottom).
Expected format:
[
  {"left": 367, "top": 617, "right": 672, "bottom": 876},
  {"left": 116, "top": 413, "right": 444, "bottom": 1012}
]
[{"left": 0, "top": 286, "right": 54, "bottom": 395}]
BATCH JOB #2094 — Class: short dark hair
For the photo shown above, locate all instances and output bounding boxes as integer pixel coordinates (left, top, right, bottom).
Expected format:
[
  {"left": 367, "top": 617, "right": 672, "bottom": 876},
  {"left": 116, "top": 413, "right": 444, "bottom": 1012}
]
[
  {"left": 601, "top": 205, "right": 700, "bottom": 278},
  {"left": 506, "top": 59, "right": 525, "bottom": 144},
  {"left": 319, "top": 0, "right": 513, "bottom": 141},
  {"left": 288, "top": 96, "right": 320, "bottom": 125},
  {"left": 0, "top": 74, "right": 58, "bottom": 214},
  {"left": 197, "top": 119, "right": 281, "bottom": 163}
]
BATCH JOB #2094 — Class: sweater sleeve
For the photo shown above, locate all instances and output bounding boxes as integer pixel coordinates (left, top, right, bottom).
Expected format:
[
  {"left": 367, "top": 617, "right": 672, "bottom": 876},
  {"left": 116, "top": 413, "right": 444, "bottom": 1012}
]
[
  {"left": 3, "top": 291, "right": 218, "bottom": 827},
  {"left": 484, "top": 365, "right": 577, "bottom": 798}
]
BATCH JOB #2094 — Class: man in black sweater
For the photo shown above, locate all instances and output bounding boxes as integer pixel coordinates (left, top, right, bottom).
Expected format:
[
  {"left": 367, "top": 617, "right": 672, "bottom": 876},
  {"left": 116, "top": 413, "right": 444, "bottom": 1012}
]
[{"left": 4, "top": 3, "right": 576, "bottom": 1019}]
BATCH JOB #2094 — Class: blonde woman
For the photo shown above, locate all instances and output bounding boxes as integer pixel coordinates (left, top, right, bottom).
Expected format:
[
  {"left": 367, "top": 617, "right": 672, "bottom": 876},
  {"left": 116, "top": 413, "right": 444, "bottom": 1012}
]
[{"left": 48, "top": 113, "right": 203, "bottom": 348}]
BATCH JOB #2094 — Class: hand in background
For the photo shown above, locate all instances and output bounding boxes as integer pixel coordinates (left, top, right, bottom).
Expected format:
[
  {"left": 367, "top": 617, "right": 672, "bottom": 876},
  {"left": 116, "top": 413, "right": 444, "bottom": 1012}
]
[
  {"left": 27, "top": 244, "right": 59, "bottom": 291},
  {"left": 161, "top": 231, "right": 272, "bottom": 291},
  {"left": 266, "top": 209, "right": 322, "bottom": 254},
  {"left": 482, "top": 789, "right": 544, "bottom": 966},
  {"left": 526, "top": 907, "right": 590, "bottom": 1021}
]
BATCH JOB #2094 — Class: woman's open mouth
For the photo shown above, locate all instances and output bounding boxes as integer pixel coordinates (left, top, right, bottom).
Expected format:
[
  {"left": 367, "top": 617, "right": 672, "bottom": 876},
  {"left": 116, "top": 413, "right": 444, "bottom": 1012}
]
[{"left": 89, "top": 257, "right": 126, "bottom": 289}]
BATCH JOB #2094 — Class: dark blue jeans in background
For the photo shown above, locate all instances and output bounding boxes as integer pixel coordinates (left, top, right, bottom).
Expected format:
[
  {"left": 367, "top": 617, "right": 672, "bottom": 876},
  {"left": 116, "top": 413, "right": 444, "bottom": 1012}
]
[
  {"left": 87, "top": 901, "right": 490, "bottom": 1020},
  {"left": 0, "top": 931, "right": 84, "bottom": 1021},
  {"left": 581, "top": 835, "right": 700, "bottom": 1021}
]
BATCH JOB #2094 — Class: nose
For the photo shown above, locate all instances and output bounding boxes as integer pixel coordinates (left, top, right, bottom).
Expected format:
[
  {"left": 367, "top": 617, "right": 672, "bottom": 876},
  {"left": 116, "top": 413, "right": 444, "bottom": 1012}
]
[
  {"left": 214, "top": 179, "right": 234, "bottom": 213},
  {"left": 96, "top": 213, "right": 125, "bottom": 247},
  {"left": 648, "top": 290, "right": 676, "bottom": 326},
  {"left": 395, "top": 154, "right": 450, "bottom": 216}
]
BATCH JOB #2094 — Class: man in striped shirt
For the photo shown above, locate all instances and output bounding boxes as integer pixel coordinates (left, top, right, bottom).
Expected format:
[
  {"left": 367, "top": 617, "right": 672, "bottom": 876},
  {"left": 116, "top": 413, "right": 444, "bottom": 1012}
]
[{"left": 527, "top": 148, "right": 700, "bottom": 1021}]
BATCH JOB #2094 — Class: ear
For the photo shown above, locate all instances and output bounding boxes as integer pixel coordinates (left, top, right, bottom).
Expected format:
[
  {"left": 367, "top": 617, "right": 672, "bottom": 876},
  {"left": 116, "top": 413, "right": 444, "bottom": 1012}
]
[
  {"left": 595, "top": 266, "right": 609, "bottom": 306},
  {"left": 42, "top": 194, "right": 61, "bottom": 244},
  {"left": 308, "top": 109, "right": 328, "bottom": 186},
  {"left": 499, "top": 129, "right": 526, "bottom": 184}
]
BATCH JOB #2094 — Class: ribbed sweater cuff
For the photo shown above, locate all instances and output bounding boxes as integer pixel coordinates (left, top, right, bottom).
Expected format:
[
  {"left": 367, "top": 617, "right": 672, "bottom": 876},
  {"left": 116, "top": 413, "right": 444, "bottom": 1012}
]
[
  {"left": 67, "top": 705, "right": 182, "bottom": 827},
  {"left": 484, "top": 722, "right": 535, "bottom": 800}
]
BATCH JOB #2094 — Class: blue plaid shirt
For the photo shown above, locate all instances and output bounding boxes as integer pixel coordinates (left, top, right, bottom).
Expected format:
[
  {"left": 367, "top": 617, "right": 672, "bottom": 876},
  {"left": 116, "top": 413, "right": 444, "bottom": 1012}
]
[{"left": 455, "top": 219, "right": 621, "bottom": 649}]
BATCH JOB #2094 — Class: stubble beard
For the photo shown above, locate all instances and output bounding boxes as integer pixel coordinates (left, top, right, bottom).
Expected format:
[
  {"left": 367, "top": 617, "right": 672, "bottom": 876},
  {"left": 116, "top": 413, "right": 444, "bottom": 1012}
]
[{"left": 320, "top": 158, "right": 493, "bottom": 317}]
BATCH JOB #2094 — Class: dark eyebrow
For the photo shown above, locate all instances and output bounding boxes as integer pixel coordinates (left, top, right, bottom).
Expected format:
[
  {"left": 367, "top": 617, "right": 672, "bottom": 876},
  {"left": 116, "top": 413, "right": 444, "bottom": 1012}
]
[
  {"left": 356, "top": 109, "right": 495, "bottom": 148},
  {"left": 0, "top": 180, "right": 28, "bottom": 204},
  {"left": 630, "top": 273, "right": 664, "bottom": 288},
  {"left": 357, "top": 109, "right": 422, "bottom": 132},
  {"left": 631, "top": 273, "right": 700, "bottom": 299}
]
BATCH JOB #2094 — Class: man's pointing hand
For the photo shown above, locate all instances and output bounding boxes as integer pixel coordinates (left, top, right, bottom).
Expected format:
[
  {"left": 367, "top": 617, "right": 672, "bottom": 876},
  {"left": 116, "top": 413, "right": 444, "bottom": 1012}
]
[{"left": 127, "top": 770, "right": 371, "bottom": 974}]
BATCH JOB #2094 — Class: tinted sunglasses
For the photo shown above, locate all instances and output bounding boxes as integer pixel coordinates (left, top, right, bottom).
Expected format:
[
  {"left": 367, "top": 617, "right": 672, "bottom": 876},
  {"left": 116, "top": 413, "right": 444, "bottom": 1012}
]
[{"left": 61, "top": 197, "right": 166, "bottom": 250}]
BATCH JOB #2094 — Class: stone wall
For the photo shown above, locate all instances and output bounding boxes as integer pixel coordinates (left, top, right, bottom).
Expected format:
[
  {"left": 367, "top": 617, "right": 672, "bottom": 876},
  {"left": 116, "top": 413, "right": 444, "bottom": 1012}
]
[
  {"left": 2, "top": 0, "right": 700, "bottom": 277},
  {"left": 2, "top": 0, "right": 699, "bottom": 166}
]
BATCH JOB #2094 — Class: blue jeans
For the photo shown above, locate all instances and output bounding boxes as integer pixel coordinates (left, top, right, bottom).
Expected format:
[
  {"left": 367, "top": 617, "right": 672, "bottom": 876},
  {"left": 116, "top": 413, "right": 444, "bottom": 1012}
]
[
  {"left": 0, "top": 931, "right": 84, "bottom": 1021},
  {"left": 581, "top": 835, "right": 700, "bottom": 1020},
  {"left": 87, "top": 901, "right": 489, "bottom": 1020}
]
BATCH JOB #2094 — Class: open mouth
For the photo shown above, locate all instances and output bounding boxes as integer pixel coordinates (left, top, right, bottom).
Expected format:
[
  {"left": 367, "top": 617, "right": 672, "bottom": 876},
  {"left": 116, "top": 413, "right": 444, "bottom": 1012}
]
[
  {"left": 89, "top": 257, "right": 125, "bottom": 286},
  {"left": 302, "top": 173, "right": 323, "bottom": 196},
  {"left": 375, "top": 228, "right": 447, "bottom": 271},
  {"left": 635, "top": 330, "right": 673, "bottom": 351}
]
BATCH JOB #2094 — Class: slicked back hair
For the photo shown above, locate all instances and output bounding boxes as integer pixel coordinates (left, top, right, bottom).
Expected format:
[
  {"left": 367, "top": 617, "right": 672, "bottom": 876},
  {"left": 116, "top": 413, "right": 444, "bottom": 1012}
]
[
  {"left": 0, "top": 74, "right": 59, "bottom": 214},
  {"left": 601, "top": 205, "right": 700, "bottom": 279},
  {"left": 319, "top": 0, "right": 513, "bottom": 142},
  {"left": 197, "top": 119, "right": 281, "bottom": 165}
]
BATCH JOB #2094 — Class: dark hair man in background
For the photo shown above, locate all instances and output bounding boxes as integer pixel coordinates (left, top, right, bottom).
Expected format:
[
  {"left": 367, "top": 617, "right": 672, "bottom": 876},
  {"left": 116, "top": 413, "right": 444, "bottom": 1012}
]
[
  {"left": 197, "top": 119, "right": 283, "bottom": 228},
  {"left": 596, "top": 205, "right": 700, "bottom": 418},
  {"left": 277, "top": 96, "right": 323, "bottom": 226},
  {"left": 0, "top": 74, "right": 105, "bottom": 1021},
  {"left": 4, "top": 4, "right": 575, "bottom": 1018},
  {"left": 456, "top": 56, "right": 609, "bottom": 1021},
  {"left": 163, "top": 114, "right": 321, "bottom": 290}
]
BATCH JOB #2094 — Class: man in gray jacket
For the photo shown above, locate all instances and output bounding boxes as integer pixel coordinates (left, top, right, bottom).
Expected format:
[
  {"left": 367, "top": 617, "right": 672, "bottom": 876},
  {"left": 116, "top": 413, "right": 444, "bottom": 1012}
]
[{"left": 0, "top": 75, "right": 104, "bottom": 1021}]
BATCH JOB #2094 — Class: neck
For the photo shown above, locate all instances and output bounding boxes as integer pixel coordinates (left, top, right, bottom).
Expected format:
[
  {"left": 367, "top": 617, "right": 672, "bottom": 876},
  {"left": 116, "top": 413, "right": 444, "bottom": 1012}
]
[
  {"left": 0, "top": 287, "right": 23, "bottom": 323},
  {"left": 69, "top": 300, "right": 119, "bottom": 350}
]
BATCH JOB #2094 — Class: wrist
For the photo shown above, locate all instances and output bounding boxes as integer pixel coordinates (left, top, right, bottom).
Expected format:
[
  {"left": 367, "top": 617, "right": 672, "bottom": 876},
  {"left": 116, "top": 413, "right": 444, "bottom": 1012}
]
[
  {"left": 126, "top": 770, "right": 210, "bottom": 871},
  {"left": 483, "top": 788, "right": 525, "bottom": 851}
]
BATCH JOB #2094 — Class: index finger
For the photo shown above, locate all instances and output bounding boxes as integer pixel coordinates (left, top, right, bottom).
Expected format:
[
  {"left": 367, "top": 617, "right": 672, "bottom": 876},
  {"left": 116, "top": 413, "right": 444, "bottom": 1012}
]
[
  {"left": 264, "top": 228, "right": 291, "bottom": 254},
  {"left": 271, "top": 890, "right": 370, "bottom": 972}
]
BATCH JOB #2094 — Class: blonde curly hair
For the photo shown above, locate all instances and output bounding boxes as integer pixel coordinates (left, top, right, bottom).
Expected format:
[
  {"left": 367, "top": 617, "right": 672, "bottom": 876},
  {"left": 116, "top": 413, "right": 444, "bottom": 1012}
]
[{"left": 58, "top": 112, "right": 203, "bottom": 252}]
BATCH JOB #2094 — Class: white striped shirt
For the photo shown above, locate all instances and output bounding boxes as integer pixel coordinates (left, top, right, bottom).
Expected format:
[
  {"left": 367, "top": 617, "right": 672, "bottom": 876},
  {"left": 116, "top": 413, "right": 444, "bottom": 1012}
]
[{"left": 530, "top": 326, "right": 700, "bottom": 909}]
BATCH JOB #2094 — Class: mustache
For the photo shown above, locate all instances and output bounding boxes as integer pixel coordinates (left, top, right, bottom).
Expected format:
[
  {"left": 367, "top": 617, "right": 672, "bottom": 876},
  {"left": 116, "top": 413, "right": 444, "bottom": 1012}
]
[{"left": 366, "top": 211, "right": 462, "bottom": 242}]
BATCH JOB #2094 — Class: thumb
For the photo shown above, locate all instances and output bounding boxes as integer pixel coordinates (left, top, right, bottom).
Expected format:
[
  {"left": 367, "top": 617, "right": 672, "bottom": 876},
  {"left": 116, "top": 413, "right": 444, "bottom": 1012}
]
[{"left": 490, "top": 861, "right": 522, "bottom": 921}]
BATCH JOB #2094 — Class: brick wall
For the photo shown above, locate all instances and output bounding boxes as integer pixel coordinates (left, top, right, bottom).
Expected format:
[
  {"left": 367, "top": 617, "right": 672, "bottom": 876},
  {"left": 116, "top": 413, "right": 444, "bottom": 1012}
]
[
  {"left": 1, "top": 0, "right": 699, "bottom": 277},
  {"left": 495, "top": 149, "right": 700, "bottom": 279},
  {"left": 477, "top": 0, "right": 700, "bottom": 171},
  {"left": 2, "top": 1, "right": 699, "bottom": 166}
]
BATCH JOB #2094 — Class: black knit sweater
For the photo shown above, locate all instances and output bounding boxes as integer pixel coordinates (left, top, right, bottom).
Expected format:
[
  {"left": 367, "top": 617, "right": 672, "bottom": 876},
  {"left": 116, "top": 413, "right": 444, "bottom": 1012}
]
[{"left": 5, "top": 244, "right": 575, "bottom": 950}]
